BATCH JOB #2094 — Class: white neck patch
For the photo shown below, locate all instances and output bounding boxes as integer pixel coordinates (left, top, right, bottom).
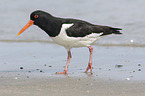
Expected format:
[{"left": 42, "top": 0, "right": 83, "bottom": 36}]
[{"left": 61, "top": 23, "right": 74, "bottom": 30}]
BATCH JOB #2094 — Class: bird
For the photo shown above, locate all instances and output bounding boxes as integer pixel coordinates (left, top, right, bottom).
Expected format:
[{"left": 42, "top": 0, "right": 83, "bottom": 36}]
[{"left": 17, "top": 10, "right": 122, "bottom": 74}]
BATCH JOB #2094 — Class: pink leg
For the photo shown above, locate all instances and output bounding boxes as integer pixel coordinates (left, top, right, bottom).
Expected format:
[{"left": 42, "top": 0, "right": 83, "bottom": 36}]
[
  {"left": 85, "top": 46, "right": 93, "bottom": 74},
  {"left": 56, "top": 51, "right": 72, "bottom": 74}
]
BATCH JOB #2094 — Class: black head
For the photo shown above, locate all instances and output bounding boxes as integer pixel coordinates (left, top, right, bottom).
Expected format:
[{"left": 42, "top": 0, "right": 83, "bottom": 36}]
[{"left": 30, "top": 10, "right": 53, "bottom": 26}]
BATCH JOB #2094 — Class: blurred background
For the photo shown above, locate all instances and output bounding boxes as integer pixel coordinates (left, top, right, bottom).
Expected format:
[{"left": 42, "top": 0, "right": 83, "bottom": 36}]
[{"left": 0, "top": 0, "right": 145, "bottom": 46}]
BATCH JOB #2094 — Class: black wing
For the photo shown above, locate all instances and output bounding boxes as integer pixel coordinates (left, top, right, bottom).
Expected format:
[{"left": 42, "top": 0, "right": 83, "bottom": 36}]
[{"left": 65, "top": 19, "right": 122, "bottom": 37}]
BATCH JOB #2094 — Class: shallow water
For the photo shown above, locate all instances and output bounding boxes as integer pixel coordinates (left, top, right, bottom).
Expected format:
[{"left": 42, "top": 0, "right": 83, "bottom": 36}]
[
  {"left": 0, "top": 42, "right": 145, "bottom": 80},
  {"left": 0, "top": 0, "right": 145, "bottom": 46}
]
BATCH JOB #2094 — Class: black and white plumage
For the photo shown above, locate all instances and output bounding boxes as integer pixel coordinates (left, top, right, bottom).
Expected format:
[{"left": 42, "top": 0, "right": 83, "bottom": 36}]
[{"left": 17, "top": 10, "right": 122, "bottom": 74}]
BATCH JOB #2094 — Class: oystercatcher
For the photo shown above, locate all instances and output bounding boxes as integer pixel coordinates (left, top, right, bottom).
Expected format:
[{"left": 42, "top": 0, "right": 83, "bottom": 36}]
[{"left": 17, "top": 10, "right": 122, "bottom": 74}]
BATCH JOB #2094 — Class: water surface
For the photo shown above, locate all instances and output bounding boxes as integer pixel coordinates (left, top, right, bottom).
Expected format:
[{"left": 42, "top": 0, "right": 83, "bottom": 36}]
[{"left": 0, "top": 0, "right": 145, "bottom": 46}]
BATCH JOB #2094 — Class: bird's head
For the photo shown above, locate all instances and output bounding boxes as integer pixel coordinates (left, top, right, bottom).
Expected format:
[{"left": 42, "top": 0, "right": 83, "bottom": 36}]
[{"left": 17, "top": 10, "right": 53, "bottom": 36}]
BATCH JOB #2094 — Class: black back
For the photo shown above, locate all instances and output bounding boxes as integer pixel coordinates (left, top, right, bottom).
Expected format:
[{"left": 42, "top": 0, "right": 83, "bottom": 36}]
[{"left": 64, "top": 19, "right": 122, "bottom": 37}]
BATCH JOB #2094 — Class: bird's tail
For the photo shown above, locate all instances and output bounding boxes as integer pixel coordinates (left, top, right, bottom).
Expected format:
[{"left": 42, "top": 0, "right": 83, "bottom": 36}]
[
  {"left": 111, "top": 27, "right": 122, "bottom": 34},
  {"left": 100, "top": 27, "right": 122, "bottom": 36}
]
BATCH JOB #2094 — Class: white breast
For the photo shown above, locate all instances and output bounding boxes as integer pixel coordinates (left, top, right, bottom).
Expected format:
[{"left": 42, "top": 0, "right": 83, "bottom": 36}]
[{"left": 51, "top": 24, "right": 103, "bottom": 49}]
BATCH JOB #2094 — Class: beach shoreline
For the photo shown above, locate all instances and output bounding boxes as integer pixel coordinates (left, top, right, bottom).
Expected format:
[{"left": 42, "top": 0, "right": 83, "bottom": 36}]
[{"left": 0, "top": 42, "right": 145, "bottom": 96}]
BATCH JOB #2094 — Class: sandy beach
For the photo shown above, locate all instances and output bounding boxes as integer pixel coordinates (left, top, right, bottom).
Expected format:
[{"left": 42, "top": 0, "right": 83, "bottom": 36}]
[
  {"left": 0, "top": 75, "right": 145, "bottom": 96},
  {"left": 0, "top": 42, "right": 145, "bottom": 96}
]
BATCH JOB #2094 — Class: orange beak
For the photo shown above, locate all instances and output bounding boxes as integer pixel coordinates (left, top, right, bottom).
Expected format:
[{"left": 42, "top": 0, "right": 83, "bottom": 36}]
[{"left": 17, "top": 20, "right": 34, "bottom": 36}]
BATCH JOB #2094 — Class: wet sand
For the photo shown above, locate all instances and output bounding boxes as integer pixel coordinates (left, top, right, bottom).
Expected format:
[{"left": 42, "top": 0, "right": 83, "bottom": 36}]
[{"left": 0, "top": 42, "right": 145, "bottom": 96}]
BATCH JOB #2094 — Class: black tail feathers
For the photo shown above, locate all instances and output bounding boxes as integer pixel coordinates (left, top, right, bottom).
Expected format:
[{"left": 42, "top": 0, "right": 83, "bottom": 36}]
[
  {"left": 111, "top": 27, "right": 122, "bottom": 34},
  {"left": 100, "top": 27, "right": 122, "bottom": 36}
]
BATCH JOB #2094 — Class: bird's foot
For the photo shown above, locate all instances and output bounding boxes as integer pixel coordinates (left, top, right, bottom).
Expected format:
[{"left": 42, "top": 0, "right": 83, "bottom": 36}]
[
  {"left": 84, "top": 71, "right": 93, "bottom": 77},
  {"left": 85, "top": 63, "right": 93, "bottom": 74},
  {"left": 56, "top": 70, "right": 68, "bottom": 74},
  {"left": 84, "top": 71, "right": 93, "bottom": 75}
]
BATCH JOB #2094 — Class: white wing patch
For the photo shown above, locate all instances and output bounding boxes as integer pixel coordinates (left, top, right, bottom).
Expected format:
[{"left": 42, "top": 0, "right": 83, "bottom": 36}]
[{"left": 51, "top": 24, "right": 103, "bottom": 49}]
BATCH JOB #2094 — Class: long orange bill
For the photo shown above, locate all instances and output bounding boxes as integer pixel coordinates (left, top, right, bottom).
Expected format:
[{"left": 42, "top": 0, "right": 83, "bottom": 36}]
[{"left": 17, "top": 20, "right": 34, "bottom": 36}]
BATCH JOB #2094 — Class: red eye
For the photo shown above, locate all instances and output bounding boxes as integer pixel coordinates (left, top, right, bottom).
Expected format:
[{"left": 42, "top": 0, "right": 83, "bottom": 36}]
[{"left": 34, "top": 15, "right": 38, "bottom": 18}]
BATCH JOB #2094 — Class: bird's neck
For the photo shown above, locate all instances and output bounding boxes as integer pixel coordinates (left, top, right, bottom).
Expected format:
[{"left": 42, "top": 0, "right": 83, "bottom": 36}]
[{"left": 37, "top": 17, "right": 62, "bottom": 37}]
